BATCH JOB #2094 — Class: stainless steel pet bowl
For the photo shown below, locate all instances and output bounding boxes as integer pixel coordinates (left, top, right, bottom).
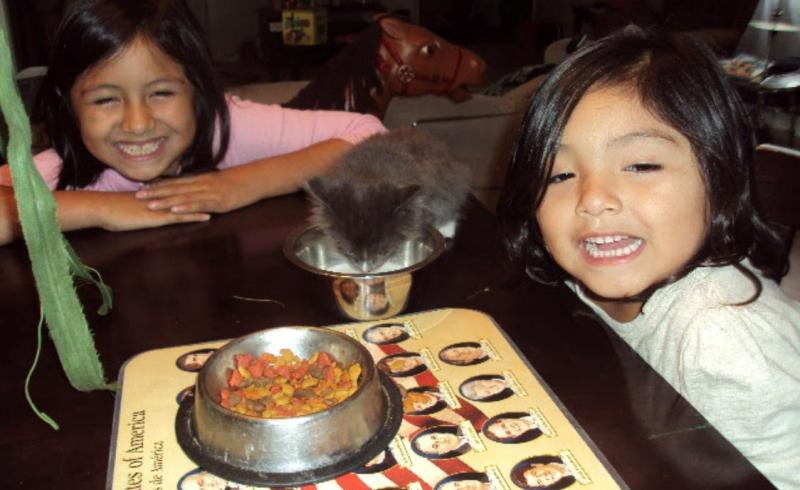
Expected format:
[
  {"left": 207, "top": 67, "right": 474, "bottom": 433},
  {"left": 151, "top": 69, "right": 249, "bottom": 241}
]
[
  {"left": 283, "top": 225, "right": 445, "bottom": 321},
  {"left": 175, "top": 326, "right": 402, "bottom": 486}
]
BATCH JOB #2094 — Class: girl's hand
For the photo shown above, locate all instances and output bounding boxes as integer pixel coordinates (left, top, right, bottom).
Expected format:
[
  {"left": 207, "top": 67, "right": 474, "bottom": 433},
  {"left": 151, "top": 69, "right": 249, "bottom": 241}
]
[
  {"left": 102, "top": 192, "right": 212, "bottom": 231},
  {"left": 66, "top": 191, "right": 211, "bottom": 232},
  {"left": 134, "top": 171, "right": 255, "bottom": 215}
]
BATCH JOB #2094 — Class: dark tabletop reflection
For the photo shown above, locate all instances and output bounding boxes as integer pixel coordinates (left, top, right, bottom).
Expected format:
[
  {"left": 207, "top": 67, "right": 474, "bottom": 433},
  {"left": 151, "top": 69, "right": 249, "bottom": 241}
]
[{"left": 569, "top": 307, "right": 769, "bottom": 489}]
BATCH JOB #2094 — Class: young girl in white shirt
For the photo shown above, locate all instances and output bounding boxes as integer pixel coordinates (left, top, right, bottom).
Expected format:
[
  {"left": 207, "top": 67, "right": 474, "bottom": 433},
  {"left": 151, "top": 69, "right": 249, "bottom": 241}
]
[{"left": 498, "top": 25, "right": 800, "bottom": 489}]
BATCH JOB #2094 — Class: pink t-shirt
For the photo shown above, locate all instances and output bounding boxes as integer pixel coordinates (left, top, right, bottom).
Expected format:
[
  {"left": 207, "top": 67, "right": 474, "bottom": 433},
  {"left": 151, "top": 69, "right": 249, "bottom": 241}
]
[{"left": 0, "top": 96, "right": 385, "bottom": 191}]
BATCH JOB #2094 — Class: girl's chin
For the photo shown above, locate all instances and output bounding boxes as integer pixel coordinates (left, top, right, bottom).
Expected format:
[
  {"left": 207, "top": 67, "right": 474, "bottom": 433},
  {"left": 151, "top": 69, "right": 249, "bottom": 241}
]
[
  {"left": 116, "top": 162, "right": 177, "bottom": 182},
  {"left": 577, "top": 282, "right": 646, "bottom": 321},
  {"left": 120, "top": 171, "right": 164, "bottom": 183},
  {"left": 582, "top": 284, "right": 646, "bottom": 302},
  {"left": 592, "top": 298, "right": 643, "bottom": 322}
]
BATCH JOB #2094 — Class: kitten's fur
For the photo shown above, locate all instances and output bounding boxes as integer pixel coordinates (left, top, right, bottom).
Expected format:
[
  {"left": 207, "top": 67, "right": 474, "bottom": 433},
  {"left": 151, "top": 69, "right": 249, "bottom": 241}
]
[{"left": 305, "top": 128, "right": 472, "bottom": 272}]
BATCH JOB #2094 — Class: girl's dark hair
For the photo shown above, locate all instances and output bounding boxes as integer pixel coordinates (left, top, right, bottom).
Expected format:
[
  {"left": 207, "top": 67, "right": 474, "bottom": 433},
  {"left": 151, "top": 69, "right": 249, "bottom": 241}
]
[
  {"left": 497, "top": 25, "right": 789, "bottom": 297},
  {"left": 39, "top": 0, "right": 230, "bottom": 189}
]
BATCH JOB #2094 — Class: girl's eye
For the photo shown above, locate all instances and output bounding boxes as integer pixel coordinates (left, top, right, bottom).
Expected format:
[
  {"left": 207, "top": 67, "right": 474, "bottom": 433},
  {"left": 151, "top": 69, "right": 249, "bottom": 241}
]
[
  {"left": 92, "top": 97, "right": 117, "bottom": 106},
  {"left": 151, "top": 90, "right": 175, "bottom": 98},
  {"left": 625, "top": 163, "right": 662, "bottom": 173},
  {"left": 547, "top": 172, "right": 574, "bottom": 184}
]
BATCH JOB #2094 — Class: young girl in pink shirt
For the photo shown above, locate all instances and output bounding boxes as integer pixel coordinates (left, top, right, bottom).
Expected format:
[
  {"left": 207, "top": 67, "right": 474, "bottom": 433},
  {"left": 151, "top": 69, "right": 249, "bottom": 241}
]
[{"left": 0, "top": 0, "right": 384, "bottom": 245}]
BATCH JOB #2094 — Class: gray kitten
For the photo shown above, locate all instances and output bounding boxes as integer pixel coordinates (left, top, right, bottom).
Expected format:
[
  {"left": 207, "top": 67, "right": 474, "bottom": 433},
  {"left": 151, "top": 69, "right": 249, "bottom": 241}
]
[{"left": 305, "top": 128, "right": 472, "bottom": 272}]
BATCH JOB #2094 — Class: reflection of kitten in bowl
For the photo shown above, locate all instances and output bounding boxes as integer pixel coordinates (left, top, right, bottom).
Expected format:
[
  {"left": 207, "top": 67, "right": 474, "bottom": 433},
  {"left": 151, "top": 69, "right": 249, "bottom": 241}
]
[{"left": 305, "top": 128, "right": 471, "bottom": 273}]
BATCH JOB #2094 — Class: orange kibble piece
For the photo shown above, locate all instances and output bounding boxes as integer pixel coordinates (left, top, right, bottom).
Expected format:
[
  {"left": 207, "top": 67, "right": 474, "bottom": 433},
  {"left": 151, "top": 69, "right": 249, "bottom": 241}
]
[
  {"left": 229, "top": 369, "right": 244, "bottom": 388},
  {"left": 313, "top": 352, "right": 326, "bottom": 367},
  {"left": 234, "top": 353, "right": 254, "bottom": 369},
  {"left": 249, "top": 361, "right": 264, "bottom": 378}
]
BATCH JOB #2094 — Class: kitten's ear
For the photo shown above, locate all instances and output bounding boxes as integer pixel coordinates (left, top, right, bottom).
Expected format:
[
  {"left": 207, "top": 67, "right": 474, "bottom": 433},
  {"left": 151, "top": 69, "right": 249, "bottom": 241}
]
[{"left": 306, "top": 178, "right": 356, "bottom": 211}]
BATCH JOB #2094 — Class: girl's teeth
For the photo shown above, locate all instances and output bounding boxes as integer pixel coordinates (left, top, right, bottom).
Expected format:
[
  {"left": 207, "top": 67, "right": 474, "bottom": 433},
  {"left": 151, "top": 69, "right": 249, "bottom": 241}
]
[
  {"left": 117, "top": 139, "right": 162, "bottom": 156},
  {"left": 583, "top": 237, "right": 643, "bottom": 258},
  {"left": 585, "top": 235, "right": 626, "bottom": 244}
]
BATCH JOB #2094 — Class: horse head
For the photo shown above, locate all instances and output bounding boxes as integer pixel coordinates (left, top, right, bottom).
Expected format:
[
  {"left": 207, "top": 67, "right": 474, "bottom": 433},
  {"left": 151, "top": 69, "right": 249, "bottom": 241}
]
[
  {"left": 376, "top": 17, "right": 486, "bottom": 105},
  {"left": 283, "top": 16, "right": 487, "bottom": 119}
]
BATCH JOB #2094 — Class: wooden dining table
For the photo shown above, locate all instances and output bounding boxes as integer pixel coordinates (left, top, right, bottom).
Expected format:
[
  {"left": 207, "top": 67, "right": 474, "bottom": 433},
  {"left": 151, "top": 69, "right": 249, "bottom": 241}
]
[{"left": 0, "top": 192, "right": 773, "bottom": 489}]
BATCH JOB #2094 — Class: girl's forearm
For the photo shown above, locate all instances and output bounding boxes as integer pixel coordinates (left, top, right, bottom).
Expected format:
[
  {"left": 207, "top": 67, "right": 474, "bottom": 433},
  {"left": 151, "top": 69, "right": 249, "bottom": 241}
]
[
  {"left": 228, "top": 139, "right": 352, "bottom": 203},
  {"left": 0, "top": 187, "right": 114, "bottom": 245},
  {"left": 0, "top": 186, "right": 20, "bottom": 245},
  {"left": 54, "top": 190, "right": 113, "bottom": 231}
]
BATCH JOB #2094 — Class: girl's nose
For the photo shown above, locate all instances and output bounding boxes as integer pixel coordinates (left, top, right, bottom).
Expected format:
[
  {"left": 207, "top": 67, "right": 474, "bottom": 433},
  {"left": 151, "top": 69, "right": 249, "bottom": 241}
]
[
  {"left": 121, "top": 100, "right": 154, "bottom": 134},
  {"left": 576, "top": 174, "right": 621, "bottom": 217}
]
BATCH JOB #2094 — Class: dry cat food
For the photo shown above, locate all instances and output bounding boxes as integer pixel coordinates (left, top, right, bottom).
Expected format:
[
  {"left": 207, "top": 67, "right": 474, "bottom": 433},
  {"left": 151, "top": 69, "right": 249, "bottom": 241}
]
[{"left": 219, "top": 348, "right": 362, "bottom": 418}]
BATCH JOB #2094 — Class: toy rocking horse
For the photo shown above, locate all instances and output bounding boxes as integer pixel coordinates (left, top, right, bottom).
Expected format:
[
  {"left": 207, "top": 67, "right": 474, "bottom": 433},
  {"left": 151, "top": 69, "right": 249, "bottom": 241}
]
[{"left": 283, "top": 16, "right": 486, "bottom": 119}]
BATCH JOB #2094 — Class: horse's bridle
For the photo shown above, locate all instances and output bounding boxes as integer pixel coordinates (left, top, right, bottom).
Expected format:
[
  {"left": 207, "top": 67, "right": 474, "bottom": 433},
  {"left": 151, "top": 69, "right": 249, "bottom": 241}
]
[{"left": 378, "top": 34, "right": 464, "bottom": 96}]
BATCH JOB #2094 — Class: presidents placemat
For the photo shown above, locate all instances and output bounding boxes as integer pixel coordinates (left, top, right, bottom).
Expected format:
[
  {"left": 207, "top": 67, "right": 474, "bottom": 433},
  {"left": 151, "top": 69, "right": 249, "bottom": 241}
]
[{"left": 107, "top": 308, "right": 626, "bottom": 490}]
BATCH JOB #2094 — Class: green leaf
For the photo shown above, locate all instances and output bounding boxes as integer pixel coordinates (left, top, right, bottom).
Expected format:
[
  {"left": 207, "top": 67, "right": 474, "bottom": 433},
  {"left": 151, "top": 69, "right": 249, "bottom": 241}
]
[{"left": 0, "top": 29, "right": 114, "bottom": 413}]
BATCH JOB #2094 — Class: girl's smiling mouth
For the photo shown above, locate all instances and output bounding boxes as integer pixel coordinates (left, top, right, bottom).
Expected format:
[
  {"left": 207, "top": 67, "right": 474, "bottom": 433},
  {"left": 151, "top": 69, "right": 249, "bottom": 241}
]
[
  {"left": 580, "top": 234, "right": 644, "bottom": 261},
  {"left": 114, "top": 137, "right": 166, "bottom": 159}
]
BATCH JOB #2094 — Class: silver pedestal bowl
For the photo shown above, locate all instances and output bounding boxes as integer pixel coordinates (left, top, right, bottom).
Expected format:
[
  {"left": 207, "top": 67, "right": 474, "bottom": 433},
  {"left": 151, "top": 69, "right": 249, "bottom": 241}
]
[
  {"left": 283, "top": 225, "right": 445, "bottom": 321},
  {"left": 175, "top": 326, "right": 402, "bottom": 486}
]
